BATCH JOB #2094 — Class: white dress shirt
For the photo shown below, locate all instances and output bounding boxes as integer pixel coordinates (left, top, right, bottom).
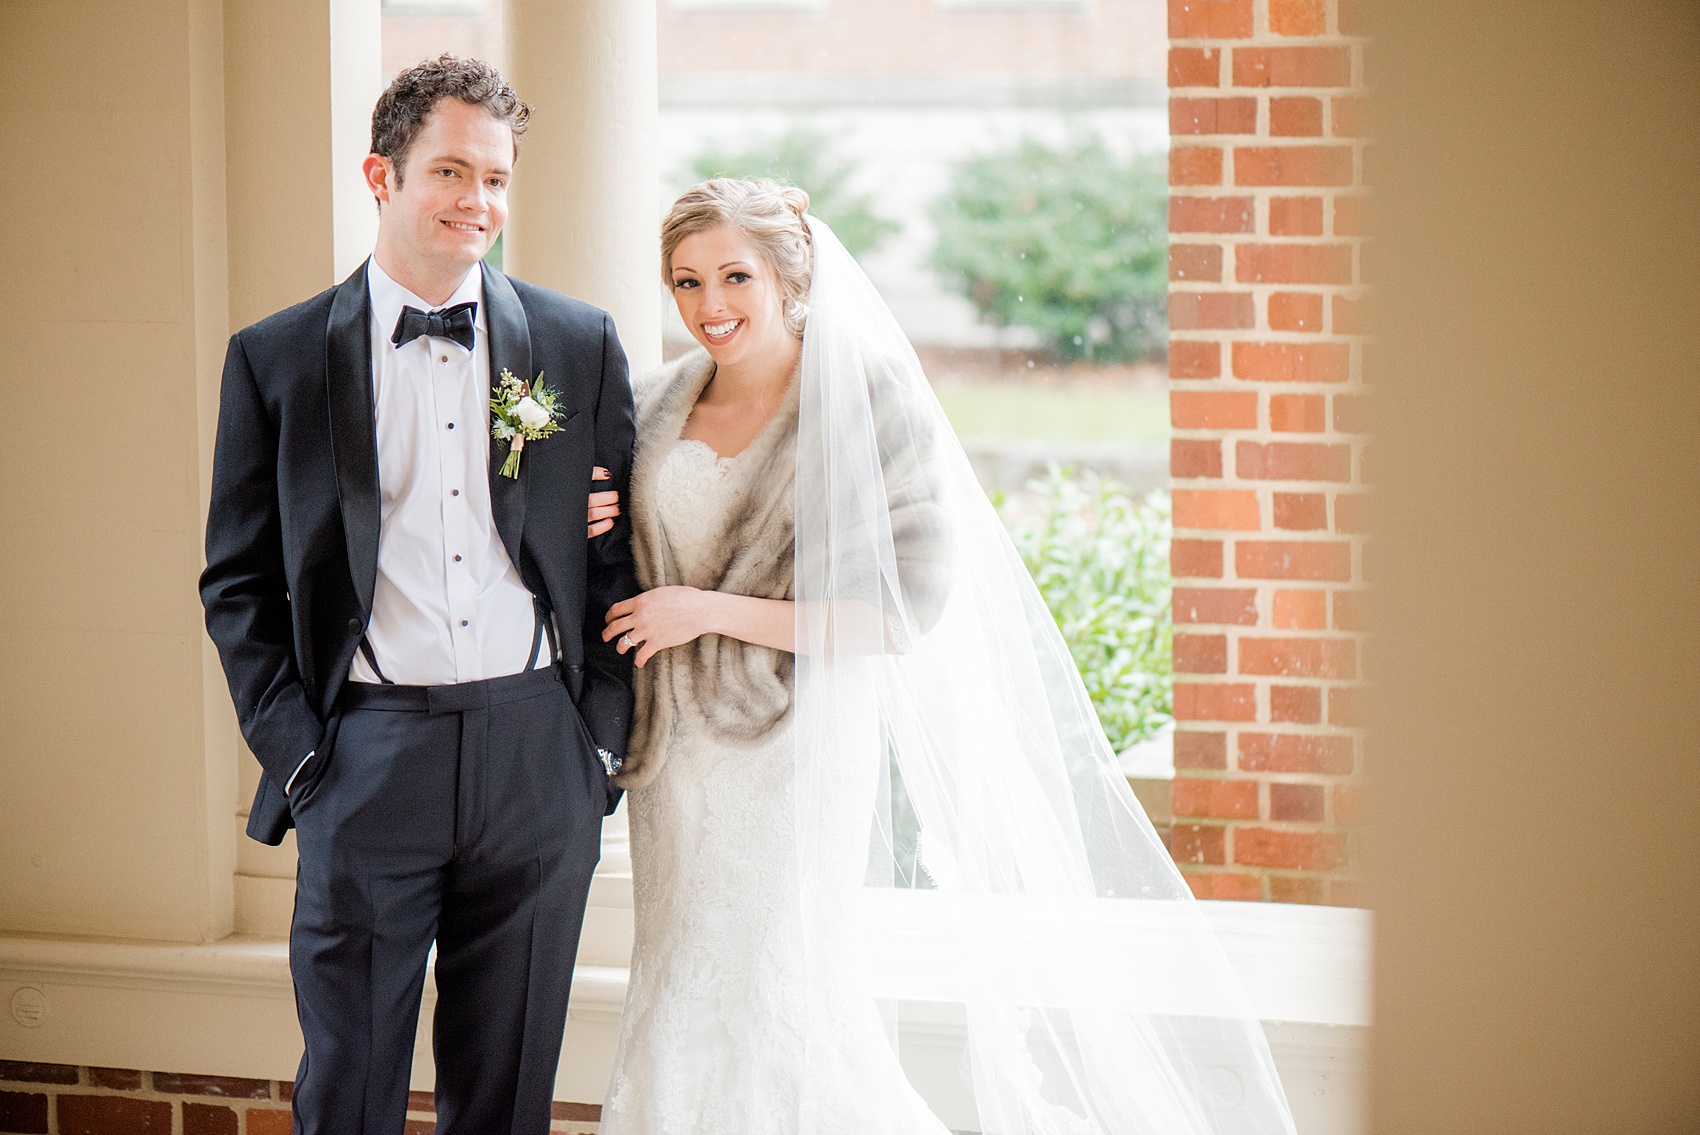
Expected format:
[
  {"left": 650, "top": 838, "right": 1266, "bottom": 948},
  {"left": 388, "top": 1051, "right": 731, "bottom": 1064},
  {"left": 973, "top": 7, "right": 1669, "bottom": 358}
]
[
  {"left": 355, "top": 257, "right": 547, "bottom": 685},
  {"left": 286, "top": 259, "right": 546, "bottom": 793}
]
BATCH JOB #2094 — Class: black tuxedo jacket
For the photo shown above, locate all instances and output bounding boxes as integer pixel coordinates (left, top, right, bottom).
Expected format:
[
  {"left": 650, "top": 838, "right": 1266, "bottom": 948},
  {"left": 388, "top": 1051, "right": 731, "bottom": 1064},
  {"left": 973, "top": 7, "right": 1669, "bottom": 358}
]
[{"left": 201, "top": 260, "right": 638, "bottom": 845}]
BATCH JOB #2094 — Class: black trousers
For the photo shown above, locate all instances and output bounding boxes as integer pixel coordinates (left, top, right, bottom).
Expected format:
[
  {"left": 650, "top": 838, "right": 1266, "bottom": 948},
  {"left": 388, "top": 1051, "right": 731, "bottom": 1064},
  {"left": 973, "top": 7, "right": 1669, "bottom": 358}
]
[{"left": 286, "top": 666, "right": 605, "bottom": 1135}]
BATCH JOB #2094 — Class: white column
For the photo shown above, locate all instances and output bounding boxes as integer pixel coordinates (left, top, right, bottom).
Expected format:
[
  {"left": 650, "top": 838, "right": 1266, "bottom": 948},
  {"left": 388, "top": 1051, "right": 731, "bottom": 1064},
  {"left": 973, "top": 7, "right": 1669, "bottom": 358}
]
[
  {"left": 224, "top": 0, "right": 381, "bottom": 329},
  {"left": 504, "top": 0, "right": 663, "bottom": 375},
  {"left": 222, "top": 0, "right": 382, "bottom": 936},
  {"left": 329, "top": 0, "right": 384, "bottom": 281}
]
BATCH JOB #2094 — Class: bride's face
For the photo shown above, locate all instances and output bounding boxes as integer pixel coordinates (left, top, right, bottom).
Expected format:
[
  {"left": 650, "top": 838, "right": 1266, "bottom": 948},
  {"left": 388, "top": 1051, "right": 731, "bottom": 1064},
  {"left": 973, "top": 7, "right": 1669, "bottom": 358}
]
[{"left": 669, "top": 226, "right": 790, "bottom": 369}]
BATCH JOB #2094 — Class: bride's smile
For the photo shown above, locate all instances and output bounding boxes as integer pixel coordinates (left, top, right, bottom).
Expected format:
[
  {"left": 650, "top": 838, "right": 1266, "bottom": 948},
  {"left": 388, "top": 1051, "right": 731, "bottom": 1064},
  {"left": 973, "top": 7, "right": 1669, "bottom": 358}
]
[
  {"left": 701, "top": 317, "right": 742, "bottom": 343},
  {"left": 667, "top": 226, "right": 798, "bottom": 382}
]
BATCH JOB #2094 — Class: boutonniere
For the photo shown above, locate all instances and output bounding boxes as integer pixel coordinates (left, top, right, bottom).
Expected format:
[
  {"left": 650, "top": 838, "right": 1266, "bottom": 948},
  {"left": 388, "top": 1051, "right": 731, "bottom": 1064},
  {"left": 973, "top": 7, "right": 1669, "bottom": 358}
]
[{"left": 490, "top": 368, "right": 563, "bottom": 478}]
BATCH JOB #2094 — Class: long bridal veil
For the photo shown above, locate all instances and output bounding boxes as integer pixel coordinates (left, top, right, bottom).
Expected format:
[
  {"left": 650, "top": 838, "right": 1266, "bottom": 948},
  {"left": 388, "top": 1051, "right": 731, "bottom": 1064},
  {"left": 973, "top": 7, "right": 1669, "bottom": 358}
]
[{"left": 790, "top": 216, "right": 1299, "bottom": 1135}]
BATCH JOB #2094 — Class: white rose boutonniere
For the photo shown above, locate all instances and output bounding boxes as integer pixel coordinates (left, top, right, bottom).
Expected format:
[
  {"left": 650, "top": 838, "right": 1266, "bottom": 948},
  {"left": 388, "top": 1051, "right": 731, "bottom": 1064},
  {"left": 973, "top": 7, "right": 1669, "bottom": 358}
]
[
  {"left": 490, "top": 368, "right": 564, "bottom": 478},
  {"left": 513, "top": 396, "right": 552, "bottom": 430}
]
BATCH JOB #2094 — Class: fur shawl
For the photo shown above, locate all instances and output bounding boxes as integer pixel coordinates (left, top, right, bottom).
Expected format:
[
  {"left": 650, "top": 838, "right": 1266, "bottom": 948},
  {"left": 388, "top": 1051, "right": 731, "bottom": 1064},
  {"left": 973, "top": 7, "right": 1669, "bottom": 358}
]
[
  {"left": 616, "top": 346, "right": 955, "bottom": 790},
  {"left": 616, "top": 349, "right": 800, "bottom": 789}
]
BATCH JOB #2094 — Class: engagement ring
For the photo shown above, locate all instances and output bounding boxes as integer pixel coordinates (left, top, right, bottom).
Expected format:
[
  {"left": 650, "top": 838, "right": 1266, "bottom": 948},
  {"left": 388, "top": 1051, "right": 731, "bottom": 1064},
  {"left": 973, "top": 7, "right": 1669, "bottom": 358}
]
[{"left": 620, "top": 633, "right": 634, "bottom": 650}]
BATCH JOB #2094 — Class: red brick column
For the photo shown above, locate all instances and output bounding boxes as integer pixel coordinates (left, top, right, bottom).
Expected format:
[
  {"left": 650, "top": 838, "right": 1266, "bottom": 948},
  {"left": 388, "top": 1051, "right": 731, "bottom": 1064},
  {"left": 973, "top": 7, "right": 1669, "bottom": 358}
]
[{"left": 1165, "top": 0, "right": 1367, "bottom": 905}]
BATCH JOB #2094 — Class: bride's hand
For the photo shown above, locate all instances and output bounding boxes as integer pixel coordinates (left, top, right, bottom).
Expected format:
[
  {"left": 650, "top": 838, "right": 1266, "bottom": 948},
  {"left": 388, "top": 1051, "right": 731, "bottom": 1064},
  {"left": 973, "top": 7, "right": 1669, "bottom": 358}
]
[
  {"left": 604, "top": 587, "right": 713, "bottom": 668},
  {"left": 587, "top": 465, "right": 620, "bottom": 538}
]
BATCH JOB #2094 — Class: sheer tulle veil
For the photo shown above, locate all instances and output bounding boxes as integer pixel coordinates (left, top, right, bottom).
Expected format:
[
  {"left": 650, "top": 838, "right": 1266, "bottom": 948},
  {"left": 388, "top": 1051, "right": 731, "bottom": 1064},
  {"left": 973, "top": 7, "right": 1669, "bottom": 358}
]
[{"left": 789, "top": 215, "right": 1300, "bottom": 1135}]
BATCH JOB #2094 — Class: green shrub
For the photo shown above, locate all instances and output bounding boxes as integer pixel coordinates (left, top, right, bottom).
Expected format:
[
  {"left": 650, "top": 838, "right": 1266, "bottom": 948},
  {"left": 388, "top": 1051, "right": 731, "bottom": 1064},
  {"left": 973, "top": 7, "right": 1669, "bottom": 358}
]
[
  {"left": 931, "top": 137, "right": 1168, "bottom": 362},
  {"left": 681, "top": 129, "right": 899, "bottom": 257},
  {"left": 999, "top": 466, "right": 1172, "bottom": 752}
]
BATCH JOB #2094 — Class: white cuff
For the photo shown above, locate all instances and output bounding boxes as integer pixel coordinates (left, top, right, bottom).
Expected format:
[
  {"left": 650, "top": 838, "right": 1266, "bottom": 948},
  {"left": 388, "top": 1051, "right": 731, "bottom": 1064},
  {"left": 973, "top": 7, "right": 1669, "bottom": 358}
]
[{"left": 283, "top": 750, "right": 315, "bottom": 796}]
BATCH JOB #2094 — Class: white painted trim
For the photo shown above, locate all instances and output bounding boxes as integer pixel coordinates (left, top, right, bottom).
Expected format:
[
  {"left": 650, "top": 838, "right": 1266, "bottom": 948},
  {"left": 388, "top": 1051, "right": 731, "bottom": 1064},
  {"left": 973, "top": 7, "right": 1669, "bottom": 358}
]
[{"left": 0, "top": 902, "right": 1369, "bottom": 1132}]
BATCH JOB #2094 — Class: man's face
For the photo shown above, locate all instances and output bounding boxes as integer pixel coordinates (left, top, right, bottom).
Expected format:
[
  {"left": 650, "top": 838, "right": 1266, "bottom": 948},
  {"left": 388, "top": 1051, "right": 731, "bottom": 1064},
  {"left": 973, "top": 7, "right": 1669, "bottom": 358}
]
[{"left": 365, "top": 98, "right": 513, "bottom": 282}]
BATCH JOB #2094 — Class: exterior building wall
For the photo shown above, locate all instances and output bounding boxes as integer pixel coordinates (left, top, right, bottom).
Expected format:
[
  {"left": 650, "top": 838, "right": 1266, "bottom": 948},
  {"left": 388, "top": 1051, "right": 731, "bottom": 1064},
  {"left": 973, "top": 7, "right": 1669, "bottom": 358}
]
[
  {"left": 383, "top": 0, "right": 1166, "bottom": 80},
  {"left": 656, "top": 0, "right": 1168, "bottom": 346},
  {"left": 0, "top": 1062, "right": 599, "bottom": 1135},
  {"left": 382, "top": 1, "right": 1168, "bottom": 348},
  {"left": 1165, "top": 0, "right": 1367, "bottom": 904},
  {"left": 656, "top": 0, "right": 1161, "bottom": 78}
]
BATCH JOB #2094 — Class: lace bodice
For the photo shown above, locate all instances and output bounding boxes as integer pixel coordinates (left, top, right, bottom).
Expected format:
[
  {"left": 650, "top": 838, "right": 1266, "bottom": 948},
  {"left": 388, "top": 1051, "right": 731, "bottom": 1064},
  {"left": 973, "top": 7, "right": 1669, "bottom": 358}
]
[
  {"left": 652, "top": 438, "right": 745, "bottom": 583},
  {"left": 601, "top": 438, "right": 944, "bottom": 1135}
]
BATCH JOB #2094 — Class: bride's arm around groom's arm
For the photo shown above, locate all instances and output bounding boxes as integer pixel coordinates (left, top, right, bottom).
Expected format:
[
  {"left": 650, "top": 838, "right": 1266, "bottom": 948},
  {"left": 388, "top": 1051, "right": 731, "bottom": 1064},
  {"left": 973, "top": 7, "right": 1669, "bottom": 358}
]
[{"left": 574, "top": 313, "right": 642, "bottom": 780}]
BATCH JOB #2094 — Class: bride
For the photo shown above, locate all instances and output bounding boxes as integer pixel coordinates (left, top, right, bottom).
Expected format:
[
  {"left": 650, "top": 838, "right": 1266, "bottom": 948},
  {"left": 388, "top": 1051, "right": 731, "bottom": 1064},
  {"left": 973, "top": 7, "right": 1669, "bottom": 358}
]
[{"left": 594, "top": 178, "right": 1298, "bottom": 1135}]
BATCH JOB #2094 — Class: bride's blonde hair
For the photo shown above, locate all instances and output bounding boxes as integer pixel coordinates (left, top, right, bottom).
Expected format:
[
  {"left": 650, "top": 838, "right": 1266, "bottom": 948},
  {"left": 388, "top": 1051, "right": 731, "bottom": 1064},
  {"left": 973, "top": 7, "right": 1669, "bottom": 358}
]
[{"left": 661, "top": 178, "right": 814, "bottom": 337}]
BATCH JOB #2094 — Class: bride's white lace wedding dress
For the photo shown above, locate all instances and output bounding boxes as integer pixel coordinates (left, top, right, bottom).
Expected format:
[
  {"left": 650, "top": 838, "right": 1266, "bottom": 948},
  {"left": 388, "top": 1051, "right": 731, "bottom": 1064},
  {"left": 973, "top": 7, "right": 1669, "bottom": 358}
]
[
  {"left": 599, "top": 439, "right": 944, "bottom": 1135},
  {"left": 601, "top": 213, "right": 1298, "bottom": 1135}
]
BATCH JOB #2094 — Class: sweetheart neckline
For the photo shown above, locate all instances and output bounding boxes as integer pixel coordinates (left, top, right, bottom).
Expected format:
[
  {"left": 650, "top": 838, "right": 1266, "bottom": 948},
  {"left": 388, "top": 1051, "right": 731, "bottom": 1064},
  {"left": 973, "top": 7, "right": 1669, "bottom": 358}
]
[{"left": 672, "top": 436, "right": 743, "bottom": 465}]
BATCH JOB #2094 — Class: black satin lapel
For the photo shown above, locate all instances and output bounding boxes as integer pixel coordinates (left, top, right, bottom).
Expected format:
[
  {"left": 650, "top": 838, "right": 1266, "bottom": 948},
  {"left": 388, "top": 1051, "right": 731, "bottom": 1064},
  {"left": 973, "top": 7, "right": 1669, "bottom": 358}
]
[
  {"left": 326, "top": 260, "right": 379, "bottom": 618},
  {"left": 482, "top": 264, "right": 530, "bottom": 570}
]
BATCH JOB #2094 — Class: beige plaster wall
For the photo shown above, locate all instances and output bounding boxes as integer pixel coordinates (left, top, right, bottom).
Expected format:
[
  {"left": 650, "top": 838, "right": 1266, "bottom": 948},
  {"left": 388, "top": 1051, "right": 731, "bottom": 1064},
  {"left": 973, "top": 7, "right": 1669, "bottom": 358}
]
[
  {"left": 0, "top": 0, "right": 236, "bottom": 942},
  {"left": 0, "top": 0, "right": 378, "bottom": 943},
  {"left": 1368, "top": 2, "right": 1700, "bottom": 1130}
]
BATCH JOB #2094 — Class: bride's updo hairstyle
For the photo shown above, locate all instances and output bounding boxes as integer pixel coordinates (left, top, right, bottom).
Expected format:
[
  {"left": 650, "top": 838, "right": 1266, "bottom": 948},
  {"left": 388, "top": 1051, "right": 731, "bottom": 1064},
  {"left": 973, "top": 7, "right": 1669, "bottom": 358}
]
[{"left": 661, "top": 178, "right": 814, "bottom": 337}]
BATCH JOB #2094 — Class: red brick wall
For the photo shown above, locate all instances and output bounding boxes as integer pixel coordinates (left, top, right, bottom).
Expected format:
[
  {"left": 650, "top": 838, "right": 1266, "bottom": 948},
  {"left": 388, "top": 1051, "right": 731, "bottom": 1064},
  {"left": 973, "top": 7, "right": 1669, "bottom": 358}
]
[
  {"left": 0, "top": 1063, "right": 600, "bottom": 1135},
  {"left": 1166, "top": 0, "right": 1366, "bottom": 905}
]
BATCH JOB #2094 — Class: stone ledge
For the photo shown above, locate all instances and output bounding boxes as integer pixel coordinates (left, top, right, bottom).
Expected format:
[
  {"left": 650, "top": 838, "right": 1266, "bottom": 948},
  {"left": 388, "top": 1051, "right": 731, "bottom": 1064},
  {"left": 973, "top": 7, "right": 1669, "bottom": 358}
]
[{"left": 1, "top": 901, "right": 1369, "bottom": 1132}]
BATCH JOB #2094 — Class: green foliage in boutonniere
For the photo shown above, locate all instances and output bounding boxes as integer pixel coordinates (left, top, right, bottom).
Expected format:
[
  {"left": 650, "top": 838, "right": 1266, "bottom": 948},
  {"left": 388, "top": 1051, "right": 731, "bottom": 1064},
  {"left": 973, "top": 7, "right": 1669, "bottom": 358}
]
[{"left": 490, "top": 368, "right": 563, "bottom": 478}]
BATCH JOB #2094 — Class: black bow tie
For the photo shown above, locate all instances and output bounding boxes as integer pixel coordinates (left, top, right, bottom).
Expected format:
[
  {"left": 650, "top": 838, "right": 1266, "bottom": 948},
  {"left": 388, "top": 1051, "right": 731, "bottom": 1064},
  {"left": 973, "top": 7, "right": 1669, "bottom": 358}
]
[{"left": 391, "top": 301, "right": 477, "bottom": 352}]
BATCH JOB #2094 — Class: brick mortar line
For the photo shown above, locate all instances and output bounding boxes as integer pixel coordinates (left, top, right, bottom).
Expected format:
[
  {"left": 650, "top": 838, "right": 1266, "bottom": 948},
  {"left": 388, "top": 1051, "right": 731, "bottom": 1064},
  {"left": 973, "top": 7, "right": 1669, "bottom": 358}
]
[
  {"left": 1170, "top": 486, "right": 1369, "bottom": 494},
  {"left": 0, "top": 1079, "right": 284, "bottom": 1103},
  {"left": 1164, "top": 326, "right": 1369, "bottom": 333},
  {"left": 1168, "top": 498, "right": 1372, "bottom": 507},
  {"left": 1166, "top": 295, "right": 1370, "bottom": 304},
  {"left": 1168, "top": 446, "right": 1369, "bottom": 454},
  {"left": 1177, "top": 819, "right": 1355, "bottom": 832},
  {"left": 1167, "top": 39, "right": 1369, "bottom": 48},
  {"left": 1176, "top": 782, "right": 1359, "bottom": 792},
  {"left": 1166, "top": 371, "right": 1369, "bottom": 384},
  {"left": 1177, "top": 685, "right": 1364, "bottom": 700},
  {"left": 1165, "top": 278, "right": 1371, "bottom": 286},
  {"left": 1164, "top": 333, "right": 1369, "bottom": 346},
  {"left": 1170, "top": 541, "right": 1369, "bottom": 551},
  {"left": 1166, "top": 410, "right": 1369, "bottom": 422},
  {"left": 1166, "top": 395, "right": 1370, "bottom": 404},
  {"left": 1165, "top": 377, "right": 1372, "bottom": 384},
  {"left": 1166, "top": 395, "right": 1372, "bottom": 406},
  {"left": 1178, "top": 628, "right": 1367, "bottom": 639},
  {"left": 1166, "top": 178, "right": 1369, "bottom": 189},
  {"left": 1166, "top": 300, "right": 1370, "bottom": 318},
  {"left": 5, "top": 1078, "right": 606, "bottom": 1130},
  {"left": 1176, "top": 760, "right": 1363, "bottom": 773},
  {"left": 1174, "top": 616, "right": 1368, "bottom": 627},
  {"left": 1168, "top": 439, "right": 1370, "bottom": 449}
]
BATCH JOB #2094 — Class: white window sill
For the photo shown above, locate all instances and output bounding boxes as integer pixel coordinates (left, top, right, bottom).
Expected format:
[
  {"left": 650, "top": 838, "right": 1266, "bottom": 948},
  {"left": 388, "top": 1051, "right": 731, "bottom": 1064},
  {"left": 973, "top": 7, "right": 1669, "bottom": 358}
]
[{"left": 1, "top": 900, "right": 1366, "bottom": 1130}]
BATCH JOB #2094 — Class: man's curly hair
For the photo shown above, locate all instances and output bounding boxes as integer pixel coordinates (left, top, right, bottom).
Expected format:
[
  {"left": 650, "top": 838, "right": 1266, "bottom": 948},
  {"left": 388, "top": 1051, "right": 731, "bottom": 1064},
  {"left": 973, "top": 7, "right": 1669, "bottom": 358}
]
[{"left": 371, "top": 54, "right": 530, "bottom": 185}]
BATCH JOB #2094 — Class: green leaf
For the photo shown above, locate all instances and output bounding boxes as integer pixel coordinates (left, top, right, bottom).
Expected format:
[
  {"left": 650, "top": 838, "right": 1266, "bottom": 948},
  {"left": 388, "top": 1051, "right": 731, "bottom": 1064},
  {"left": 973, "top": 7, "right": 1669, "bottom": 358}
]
[{"left": 1000, "top": 466, "right": 1172, "bottom": 751}]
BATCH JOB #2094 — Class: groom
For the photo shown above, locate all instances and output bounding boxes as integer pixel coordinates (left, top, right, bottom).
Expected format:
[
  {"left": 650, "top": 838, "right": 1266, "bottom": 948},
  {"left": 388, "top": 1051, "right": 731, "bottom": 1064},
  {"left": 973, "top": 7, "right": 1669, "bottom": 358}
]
[{"left": 200, "top": 56, "right": 636, "bottom": 1135}]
